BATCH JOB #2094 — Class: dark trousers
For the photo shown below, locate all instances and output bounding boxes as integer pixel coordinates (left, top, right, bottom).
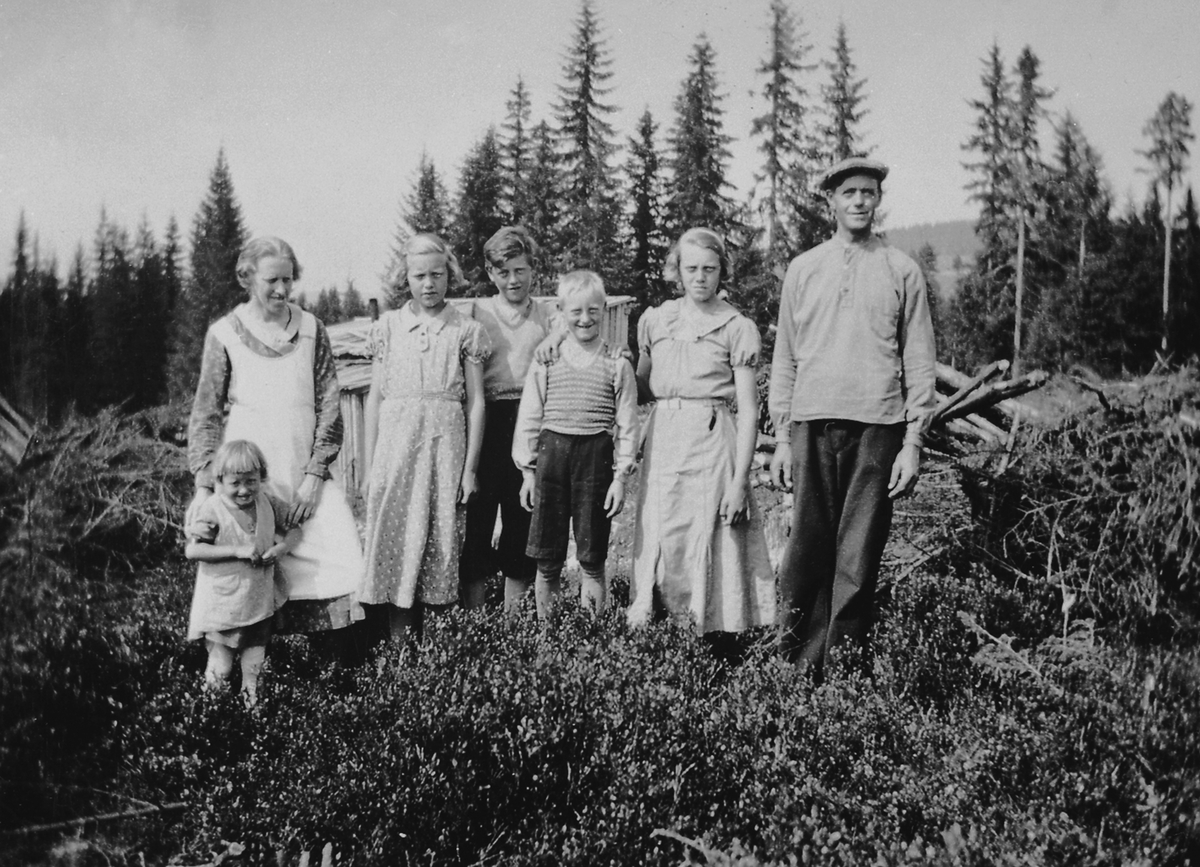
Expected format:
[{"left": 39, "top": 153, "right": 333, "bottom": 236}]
[
  {"left": 462, "top": 400, "right": 537, "bottom": 583},
  {"left": 777, "top": 420, "right": 903, "bottom": 674},
  {"left": 526, "top": 430, "right": 614, "bottom": 568}
]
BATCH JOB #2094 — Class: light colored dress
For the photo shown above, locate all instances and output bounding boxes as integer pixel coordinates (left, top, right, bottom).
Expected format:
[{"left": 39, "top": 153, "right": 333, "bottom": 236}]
[
  {"left": 360, "top": 302, "right": 491, "bottom": 608},
  {"left": 187, "top": 491, "right": 287, "bottom": 641},
  {"left": 190, "top": 304, "right": 365, "bottom": 629},
  {"left": 629, "top": 298, "right": 776, "bottom": 635}
]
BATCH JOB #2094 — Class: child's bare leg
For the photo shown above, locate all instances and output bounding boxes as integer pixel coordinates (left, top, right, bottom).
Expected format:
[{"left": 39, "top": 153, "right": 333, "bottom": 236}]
[
  {"left": 204, "top": 639, "right": 235, "bottom": 691},
  {"left": 579, "top": 561, "right": 608, "bottom": 614},
  {"left": 504, "top": 576, "right": 534, "bottom": 612},
  {"left": 240, "top": 644, "right": 267, "bottom": 706},
  {"left": 534, "top": 560, "right": 563, "bottom": 619}
]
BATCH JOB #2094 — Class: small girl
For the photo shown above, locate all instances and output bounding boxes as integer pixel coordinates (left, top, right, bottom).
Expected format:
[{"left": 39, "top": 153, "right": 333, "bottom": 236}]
[
  {"left": 628, "top": 227, "right": 776, "bottom": 637},
  {"left": 359, "top": 233, "right": 491, "bottom": 642},
  {"left": 186, "top": 440, "right": 299, "bottom": 704}
]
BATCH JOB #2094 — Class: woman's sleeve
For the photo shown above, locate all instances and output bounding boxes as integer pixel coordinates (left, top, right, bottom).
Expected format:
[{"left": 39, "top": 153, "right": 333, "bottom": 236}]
[
  {"left": 307, "top": 319, "right": 344, "bottom": 478},
  {"left": 727, "top": 316, "right": 762, "bottom": 368},
  {"left": 267, "top": 494, "right": 292, "bottom": 531},
  {"left": 461, "top": 319, "right": 493, "bottom": 365},
  {"left": 187, "top": 328, "right": 231, "bottom": 488},
  {"left": 637, "top": 307, "right": 656, "bottom": 356}
]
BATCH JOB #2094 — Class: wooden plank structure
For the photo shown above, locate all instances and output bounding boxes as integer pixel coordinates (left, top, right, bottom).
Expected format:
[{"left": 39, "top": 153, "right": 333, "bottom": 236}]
[
  {"left": 0, "top": 392, "right": 34, "bottom": 465},
  {"left": 327, "top": 295, "right": 635, "bottom": 503}
]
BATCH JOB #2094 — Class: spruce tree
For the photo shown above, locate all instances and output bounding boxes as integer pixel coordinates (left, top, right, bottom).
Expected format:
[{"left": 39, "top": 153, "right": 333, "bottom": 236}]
[
  {"left": 667, "top": 34, "right": 735, "bottom": 234},
  {"left": 962, "top": 43, "right": 1018, "bottom": 274},
  {"left": 819, "top": 21, "right": 870, "bottom": 163},
  {"left": 452, "top": 127, "right": 507, "bottom": 291},
  {"left": 56, "top": 247, "right": 91, "bottom": 417},
  {"left": 130, "top": 218, "right": 170, "bottom": 410},
  {"left": 0, "top": 216, "right": 31, "bottom": 412},
  {"left": 624, "top": 109, "right": 670, "bottom": 313},
  {"left": 1048, "top": 112, "right": 1110, "bottom": 272},
  {"left": 168, "top": 149, "right": 248, "bottom": 401},
  {"left": 1141, "top": 91, "right": 1194, "bottom": 353},
  {"left": 383, "top": 152, "right": 453, "bottom": 306},
  {"left": 501, "top": 76, "right": 534, "bottom": 224},
  {"left": 88, "top": 213, "right": 139, "bottom": 410},
  {"left": 1173, "top": 187, "right": 1200, "bottom": 358},
  {"left": 554, "top": 0, "right": 625, "bottom": 281},
  {"left": 313, "top": 286, "right": 344, "bottom": 325},
  {"left": 523, "top": 120, "right": 564, "bottom": 283},
  {"left": 751, "top": 1, "right": 820, "bottom": 262},
  {"left": 343, "top": 280, "right": 368, "bottom": 320}
]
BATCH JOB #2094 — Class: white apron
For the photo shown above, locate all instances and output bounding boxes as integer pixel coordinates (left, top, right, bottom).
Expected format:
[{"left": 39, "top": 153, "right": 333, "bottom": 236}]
[{"left": 212, "top": 312, "right": 363, "bottom": 601}]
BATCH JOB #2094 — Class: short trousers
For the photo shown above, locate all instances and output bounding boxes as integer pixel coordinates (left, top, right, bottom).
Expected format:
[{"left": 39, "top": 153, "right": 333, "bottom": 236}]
[{"left": 526, "top": 429, "right": 614, "bottom": 568}]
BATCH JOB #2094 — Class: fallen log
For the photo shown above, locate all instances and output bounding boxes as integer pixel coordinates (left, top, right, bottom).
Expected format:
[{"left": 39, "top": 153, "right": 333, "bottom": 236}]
[
  {"left": 946, "top": 370, "right": 1049, "bottom": 421},
  {"left": 934, "top": 359, "right": 1009, "bottom": 421},
  {"left": 936, "top": 362, "right": 1044, "bottom": 421}
]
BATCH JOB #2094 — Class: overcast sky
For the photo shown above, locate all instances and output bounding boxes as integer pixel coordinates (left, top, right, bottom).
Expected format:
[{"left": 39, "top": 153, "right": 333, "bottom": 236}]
[{"left": 1, "top": 0, "right": 1196, "bottom": 296}]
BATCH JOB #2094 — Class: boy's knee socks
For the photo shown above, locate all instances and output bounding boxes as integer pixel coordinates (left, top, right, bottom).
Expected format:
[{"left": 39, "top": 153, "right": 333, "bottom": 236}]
[
  {"left": 580, "top": 562, "right": 607, "bottom": 612},
  {"left": 534, "top": 561, "right": 563, "bottom": 619}
]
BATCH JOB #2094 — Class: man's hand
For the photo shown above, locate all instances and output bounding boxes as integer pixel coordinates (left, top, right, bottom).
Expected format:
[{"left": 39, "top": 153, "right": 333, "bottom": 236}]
[
  {"left": 288, "top": 474, "right": 323, "bottom": 526},
  {"left": 770, "top": 441, "right": 793, "bottom": 491},
  {"left": 888, "top": 443, "right": 921, "bottom": 499},
  {"left": 603, "top": 478, "right": 625, "bottom": 518}
]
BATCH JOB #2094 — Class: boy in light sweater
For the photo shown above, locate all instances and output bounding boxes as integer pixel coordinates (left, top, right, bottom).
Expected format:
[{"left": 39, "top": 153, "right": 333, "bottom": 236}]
[{"left": 512, "top": 271, "right": 639, "bottom": 617}]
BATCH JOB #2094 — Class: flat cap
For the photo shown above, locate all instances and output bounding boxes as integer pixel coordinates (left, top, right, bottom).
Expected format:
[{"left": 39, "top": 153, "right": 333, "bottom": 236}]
[{"left": 818, "top": 157, "right": 889, "bottom": 191}]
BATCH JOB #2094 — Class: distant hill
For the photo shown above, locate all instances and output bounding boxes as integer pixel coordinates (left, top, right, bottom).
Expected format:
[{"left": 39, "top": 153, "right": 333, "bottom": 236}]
[
  {"left": 882, "top": 219, "right": 980, "bottom": 297},
  {"left": 883, "top": 219, "right": 979, "bottom": 263}
]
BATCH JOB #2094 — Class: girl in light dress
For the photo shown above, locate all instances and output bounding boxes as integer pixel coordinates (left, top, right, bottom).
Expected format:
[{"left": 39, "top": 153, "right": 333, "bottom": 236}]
[
  {"left": 628, "top": 227, "right": 776, "bottom": 638},
  {"left": 359, "top": 233, "right": 491, "bottom": 642},
  {"left": 186, "top": 440, "right": 300, "bottom": 705},
  {"left": 187, "top": 237, "right": 365, "bottom": 650}
]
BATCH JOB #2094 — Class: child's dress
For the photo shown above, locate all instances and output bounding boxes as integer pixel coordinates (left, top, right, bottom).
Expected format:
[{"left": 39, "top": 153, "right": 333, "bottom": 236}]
[
  {"left": 629, "top": 298, "right": 776, "bottom": 635},
  {"left": 359, "top": 302, "right": 491, "bottom": 608},
  {"left": 187, "top": 491, "right": 288, "bottom": 646}
]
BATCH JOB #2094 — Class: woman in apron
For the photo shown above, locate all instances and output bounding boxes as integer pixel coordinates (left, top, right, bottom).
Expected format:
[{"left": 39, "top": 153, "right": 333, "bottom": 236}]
[{"left": 187, "top": 237, "right": 364, "bottom": 643}]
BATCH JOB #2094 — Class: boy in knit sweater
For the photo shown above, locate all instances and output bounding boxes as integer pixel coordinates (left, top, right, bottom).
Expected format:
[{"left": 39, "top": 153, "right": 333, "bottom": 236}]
[{"left": 513, "top": 271, "right": 639, "bottom": 618}]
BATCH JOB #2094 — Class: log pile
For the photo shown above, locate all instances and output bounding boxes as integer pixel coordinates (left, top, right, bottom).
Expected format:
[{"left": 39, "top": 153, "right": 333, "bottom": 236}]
[
  {"left": 925, "top": 360, "right": 1049, "bottom": 453},
  {"left": 751, "top": 360, "right": 1050, "bottom": 485}
]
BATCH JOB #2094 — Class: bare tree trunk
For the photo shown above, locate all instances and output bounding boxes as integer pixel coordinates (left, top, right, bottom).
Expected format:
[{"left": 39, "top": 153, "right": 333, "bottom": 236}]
[
  {"left": 1162, "top": 182, "right": 1174, "bottom": 354},
  {"left": 1078, "top": 215, "right": 1087, "bottom": 273},
  {"left": 1013, "top": 212, "right": 1026, "bottom": 378}
]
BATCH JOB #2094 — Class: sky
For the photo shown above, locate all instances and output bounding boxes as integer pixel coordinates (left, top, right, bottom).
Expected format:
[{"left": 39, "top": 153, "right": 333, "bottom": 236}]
[{"left": 1, "top": 0, "right": 1197, "bottom": 297}]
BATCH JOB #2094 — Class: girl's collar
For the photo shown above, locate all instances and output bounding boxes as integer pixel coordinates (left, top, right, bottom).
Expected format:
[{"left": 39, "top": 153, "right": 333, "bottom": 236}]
[{"left": 663, "top": 296, "right": 740, "bottom": 339}]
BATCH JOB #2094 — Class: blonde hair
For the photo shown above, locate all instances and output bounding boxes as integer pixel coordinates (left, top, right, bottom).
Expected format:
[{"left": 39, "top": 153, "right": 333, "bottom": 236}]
[
  {"left": 556, "top": 270, "right": 606, "bottom": 306},
  {"left": 211, "top": 439, "right": 268, "bottom": 480},
  {"left": 236, "top": 237, "right": 302, "bottom": 286},
  {"left": 663, "top": 227, "right": 731, "bottom": 284},
  {"left": 391, "top": 233, "right": 466, "bottom": 292}
]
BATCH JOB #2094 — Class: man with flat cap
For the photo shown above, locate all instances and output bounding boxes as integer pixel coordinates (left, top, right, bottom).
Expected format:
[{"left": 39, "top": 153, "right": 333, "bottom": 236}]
[{"left": 768, "top": 156, "right": 937, "bottom": 676}]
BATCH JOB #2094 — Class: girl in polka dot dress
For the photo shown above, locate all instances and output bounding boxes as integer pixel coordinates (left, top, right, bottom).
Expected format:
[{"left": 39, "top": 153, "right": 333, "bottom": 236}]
[{"left": 358, "top": 234, "right": 491, "bottom": 642}]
